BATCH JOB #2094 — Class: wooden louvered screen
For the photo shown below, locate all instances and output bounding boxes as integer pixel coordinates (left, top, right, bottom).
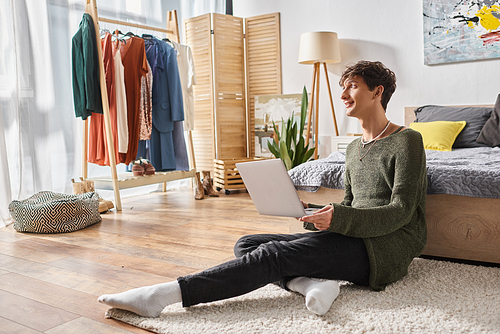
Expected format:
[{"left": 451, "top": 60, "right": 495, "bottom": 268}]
[
  {"left": 212, "top": 14, "right": 247, "bottom": 159},
  {"left": 185, "top": 14, "right": 215, "bottom": 172},
  {"left": 245, "top": 13, "right": 282, "bottom": 156},
  {"left": 185, "top": 12, "right": 281, "bottom": 172}
]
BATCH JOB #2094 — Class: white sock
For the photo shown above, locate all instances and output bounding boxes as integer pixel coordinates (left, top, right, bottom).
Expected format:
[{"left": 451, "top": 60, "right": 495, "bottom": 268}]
[
  {"left": 287, "top": 277, "right": 340, "bottom": 315},
  {"left": 98, "top": 281, "right": 182, "bottom": 317}
]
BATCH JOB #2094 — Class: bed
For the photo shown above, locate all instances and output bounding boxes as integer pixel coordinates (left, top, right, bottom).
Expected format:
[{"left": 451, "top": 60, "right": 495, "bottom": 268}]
[{"left": 289, "top": 102, "right": 500, "bottom": 264}]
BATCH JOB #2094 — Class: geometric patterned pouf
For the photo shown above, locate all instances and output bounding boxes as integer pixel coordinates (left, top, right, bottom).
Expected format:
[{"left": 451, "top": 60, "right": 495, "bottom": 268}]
[{"left": 9, "top": 191, "right": 101, "bottom": 233}]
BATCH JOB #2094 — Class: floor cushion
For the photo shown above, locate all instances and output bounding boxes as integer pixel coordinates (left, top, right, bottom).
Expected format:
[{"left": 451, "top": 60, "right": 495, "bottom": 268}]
[{"left": 9, "top": 191, "right": 101, "bottom": 233}]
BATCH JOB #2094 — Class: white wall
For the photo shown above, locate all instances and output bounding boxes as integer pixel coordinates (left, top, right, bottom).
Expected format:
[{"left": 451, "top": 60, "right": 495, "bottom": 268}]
[{"left": 233, "top": 0, "right": 500, "bottom": 138}]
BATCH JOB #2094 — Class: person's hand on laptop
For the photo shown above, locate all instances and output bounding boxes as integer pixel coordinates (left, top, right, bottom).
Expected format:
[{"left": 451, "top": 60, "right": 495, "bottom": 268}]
[{"left": 299, "top": 205, "right": 333, "bottom": 230}]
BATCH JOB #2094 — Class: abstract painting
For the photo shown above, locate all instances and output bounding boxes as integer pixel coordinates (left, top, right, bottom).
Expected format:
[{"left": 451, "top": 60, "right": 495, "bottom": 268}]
[{"left": 423, "top": 0, "right": 500, "bottom": 64}]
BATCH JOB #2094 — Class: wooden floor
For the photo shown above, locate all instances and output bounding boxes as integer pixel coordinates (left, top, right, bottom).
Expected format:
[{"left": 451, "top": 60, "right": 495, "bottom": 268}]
[{"left": 0, "top": 187, "right": 290, "bottom": 333}]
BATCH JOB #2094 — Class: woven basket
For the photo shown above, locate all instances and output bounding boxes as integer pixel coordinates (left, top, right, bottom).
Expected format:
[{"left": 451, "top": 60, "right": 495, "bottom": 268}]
[{"left": 9, "top": 191, "right": 101, "bottom": 233}]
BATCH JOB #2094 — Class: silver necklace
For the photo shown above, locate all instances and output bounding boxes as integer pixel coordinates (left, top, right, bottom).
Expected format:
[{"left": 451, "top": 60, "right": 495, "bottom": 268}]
[
  {"left": 360, "top": 120, "right": 391, "bottom": 147},
  {"left": 358, "top": 140, "right": 377, "bottom": 161}
]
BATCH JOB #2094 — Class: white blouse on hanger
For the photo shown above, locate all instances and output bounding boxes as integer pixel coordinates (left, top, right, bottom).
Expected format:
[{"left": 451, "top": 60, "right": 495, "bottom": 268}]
[
  {"left": 171, "top": 41, "right": 196, "bottom": 132},
  {"left": 114, "top": 48, "right": 128, "bottom": 153}
]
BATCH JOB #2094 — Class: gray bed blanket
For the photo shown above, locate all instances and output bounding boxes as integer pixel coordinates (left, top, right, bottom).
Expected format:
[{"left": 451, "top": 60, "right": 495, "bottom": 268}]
[
  {"left": 289, "top": 147, "right": 500, "bottom": 199},
  {"left": 288, "top": 151, "right": 346, "bottom": 192},
  {"left": 425, "top": 147, "right": 500, "bottom": 198}
]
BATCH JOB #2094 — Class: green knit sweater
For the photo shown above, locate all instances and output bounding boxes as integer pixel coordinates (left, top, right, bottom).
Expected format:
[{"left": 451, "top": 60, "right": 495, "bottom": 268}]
[{"left": 307, "top": 128, "right": 427, "bottom": 291}]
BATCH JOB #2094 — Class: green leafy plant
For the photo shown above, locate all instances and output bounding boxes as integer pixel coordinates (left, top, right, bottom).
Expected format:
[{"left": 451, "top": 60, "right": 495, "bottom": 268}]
[{"left": 267, "top": 86, "right": 316, "bottom": 170}]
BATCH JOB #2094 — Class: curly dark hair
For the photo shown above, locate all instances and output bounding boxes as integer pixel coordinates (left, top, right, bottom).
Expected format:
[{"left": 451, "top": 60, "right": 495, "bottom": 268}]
[{"left": 339, "top": 60, "right": 396, "bottom": 111}]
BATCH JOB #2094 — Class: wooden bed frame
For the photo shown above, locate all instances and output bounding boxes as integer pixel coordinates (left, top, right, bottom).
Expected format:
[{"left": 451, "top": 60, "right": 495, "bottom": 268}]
[{"left": 290, "top": 106, "right": 500, "bottom": 265}]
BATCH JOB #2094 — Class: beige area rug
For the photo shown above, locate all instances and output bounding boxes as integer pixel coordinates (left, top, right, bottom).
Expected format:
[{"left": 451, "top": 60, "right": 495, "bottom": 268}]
[{"left": 105, "top": 258, "right": 500, "bottom": 334}]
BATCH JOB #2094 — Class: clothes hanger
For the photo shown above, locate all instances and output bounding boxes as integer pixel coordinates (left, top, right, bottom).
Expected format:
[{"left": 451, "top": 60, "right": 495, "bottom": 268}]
[
  {"left": 100, "top": 28, "right": 110, "bottom": 38},
  {"left": 124, "top": 31, "right": 137, "bottom": 38},
  {"left": 114, "top": 29, "right": 127, "bottom": 44},
  {"left": 100, "top": 21, "right": 110, "bottom": 38}
]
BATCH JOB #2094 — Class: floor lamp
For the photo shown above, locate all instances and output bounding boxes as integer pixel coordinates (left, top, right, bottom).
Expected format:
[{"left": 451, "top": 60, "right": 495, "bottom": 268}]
[{"left": 298, "top": 32, "right": 341, "bottom": 159}]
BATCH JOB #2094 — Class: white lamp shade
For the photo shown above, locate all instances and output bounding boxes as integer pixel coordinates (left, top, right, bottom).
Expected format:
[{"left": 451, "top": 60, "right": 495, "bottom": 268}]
[{"left": 298, "top": 31, "right": 341, "bottom": 64}]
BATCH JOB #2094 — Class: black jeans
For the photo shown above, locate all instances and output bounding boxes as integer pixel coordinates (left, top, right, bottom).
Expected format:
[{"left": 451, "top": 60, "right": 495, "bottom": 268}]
[{"left": 177, "top": 231, "right": 370, "bottom": 307}]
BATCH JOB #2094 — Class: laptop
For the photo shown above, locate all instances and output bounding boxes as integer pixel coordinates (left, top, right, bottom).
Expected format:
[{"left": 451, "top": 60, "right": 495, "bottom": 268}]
[{"left": 235, "top": 159, "right": 318, "bottom": 217}]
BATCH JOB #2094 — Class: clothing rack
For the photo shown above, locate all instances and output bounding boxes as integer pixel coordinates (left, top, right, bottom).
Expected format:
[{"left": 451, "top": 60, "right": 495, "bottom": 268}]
[{"left": 83, "top": 0, "right": 196, "bottom": 211}]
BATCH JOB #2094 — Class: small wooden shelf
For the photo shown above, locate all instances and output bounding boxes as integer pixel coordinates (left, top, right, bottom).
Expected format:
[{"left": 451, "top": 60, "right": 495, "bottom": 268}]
[
  {"left": 213, "top": 157, "right": 264, "bottom": 194},
  {"left": 88, "top": 169, "right": 196, "bottom": 190}
]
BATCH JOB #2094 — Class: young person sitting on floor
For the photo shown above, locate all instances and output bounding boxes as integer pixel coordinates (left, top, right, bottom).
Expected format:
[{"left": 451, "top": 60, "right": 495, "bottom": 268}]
[{"left": 98, "top": 60, "right": 427, "bottom": 317}]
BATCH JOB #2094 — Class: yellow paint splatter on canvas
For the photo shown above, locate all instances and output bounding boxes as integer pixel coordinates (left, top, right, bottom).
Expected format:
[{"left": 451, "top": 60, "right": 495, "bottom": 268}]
[{"left": 476, "top": 5, "right": 500, "bottom": 31}]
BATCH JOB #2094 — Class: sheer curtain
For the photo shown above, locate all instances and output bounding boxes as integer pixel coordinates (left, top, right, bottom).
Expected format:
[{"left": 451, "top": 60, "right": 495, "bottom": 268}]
[
  {"left": 0, "top": 0, "right": 191, "bottom": 228},
  {"left": 0, "top": 0, "right": 71, "bottom": 228},
  {"left": 182, "top": 0, "right": 225, "bottom": 17},
  {"left": 179, "top": 0, "right": 226, "bottom": 40}
]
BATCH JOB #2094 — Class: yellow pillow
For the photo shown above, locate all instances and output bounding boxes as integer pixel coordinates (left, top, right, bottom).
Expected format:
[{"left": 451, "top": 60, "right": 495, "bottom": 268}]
[{"left": 410, "top": 121, "right": 466, "bottom": 151}]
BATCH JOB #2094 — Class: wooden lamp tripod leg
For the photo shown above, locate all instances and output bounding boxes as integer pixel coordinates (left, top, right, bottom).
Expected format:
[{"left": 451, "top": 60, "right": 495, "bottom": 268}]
[
  {"left": 323, "top": 63, "right": 339, "bottom": 136},
  {"left": 305, "top": 63, "right": 318, "bottom": 146},
  {"left": 313, "top": 63, "right": 320, "bottom": 159},
  {"left": 306, "top": 63, "right": 339, "bottom": 159}
]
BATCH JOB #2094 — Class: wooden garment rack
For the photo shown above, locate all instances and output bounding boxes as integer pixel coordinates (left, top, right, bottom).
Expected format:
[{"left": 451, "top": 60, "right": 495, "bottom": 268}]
[{"left": 83, "top": 0, "right": 196, "bottom": 211}]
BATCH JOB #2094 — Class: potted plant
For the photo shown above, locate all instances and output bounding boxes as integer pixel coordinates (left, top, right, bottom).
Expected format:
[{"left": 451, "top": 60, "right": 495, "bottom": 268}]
[{"left": 267, "top": 86, "right": 316, "bottom": 170}]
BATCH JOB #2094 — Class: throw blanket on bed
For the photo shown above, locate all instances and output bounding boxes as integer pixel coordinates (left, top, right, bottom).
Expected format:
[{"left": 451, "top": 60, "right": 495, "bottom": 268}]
[
  {"left": 426, "top": 147, "right": 500, "bottom": 198},
  {"left": 288, "top": 151, "right": 346, "bottom": 192},
  {"left": 289, "top": 147, "right": 500, "bottom": 199}
]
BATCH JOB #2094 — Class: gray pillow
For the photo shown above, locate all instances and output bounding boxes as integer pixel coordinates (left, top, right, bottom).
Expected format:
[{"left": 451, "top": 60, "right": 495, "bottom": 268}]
[
  {"left": 414, "top": 105, "right": 492, "bottom": 148},
  {"left": 476, "top": 94, "right": 500, "bottom": 147}
]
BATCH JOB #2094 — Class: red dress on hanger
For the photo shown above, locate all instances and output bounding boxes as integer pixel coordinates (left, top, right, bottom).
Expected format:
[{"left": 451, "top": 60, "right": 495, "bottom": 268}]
[
  {"left": 117, "top": 36, "right": 149, "bottom": 165},
  {"left": 88, "top": 32, "right": 119, "bottom": 166}
]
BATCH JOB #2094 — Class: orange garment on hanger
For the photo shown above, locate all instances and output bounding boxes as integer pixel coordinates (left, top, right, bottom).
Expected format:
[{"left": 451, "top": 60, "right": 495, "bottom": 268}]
[
  {"left": 88, "top": 32, "right": 119, "bottom": 166},
  {"left": 117, "top": 36, "right": 148, "bottom": 165}
]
